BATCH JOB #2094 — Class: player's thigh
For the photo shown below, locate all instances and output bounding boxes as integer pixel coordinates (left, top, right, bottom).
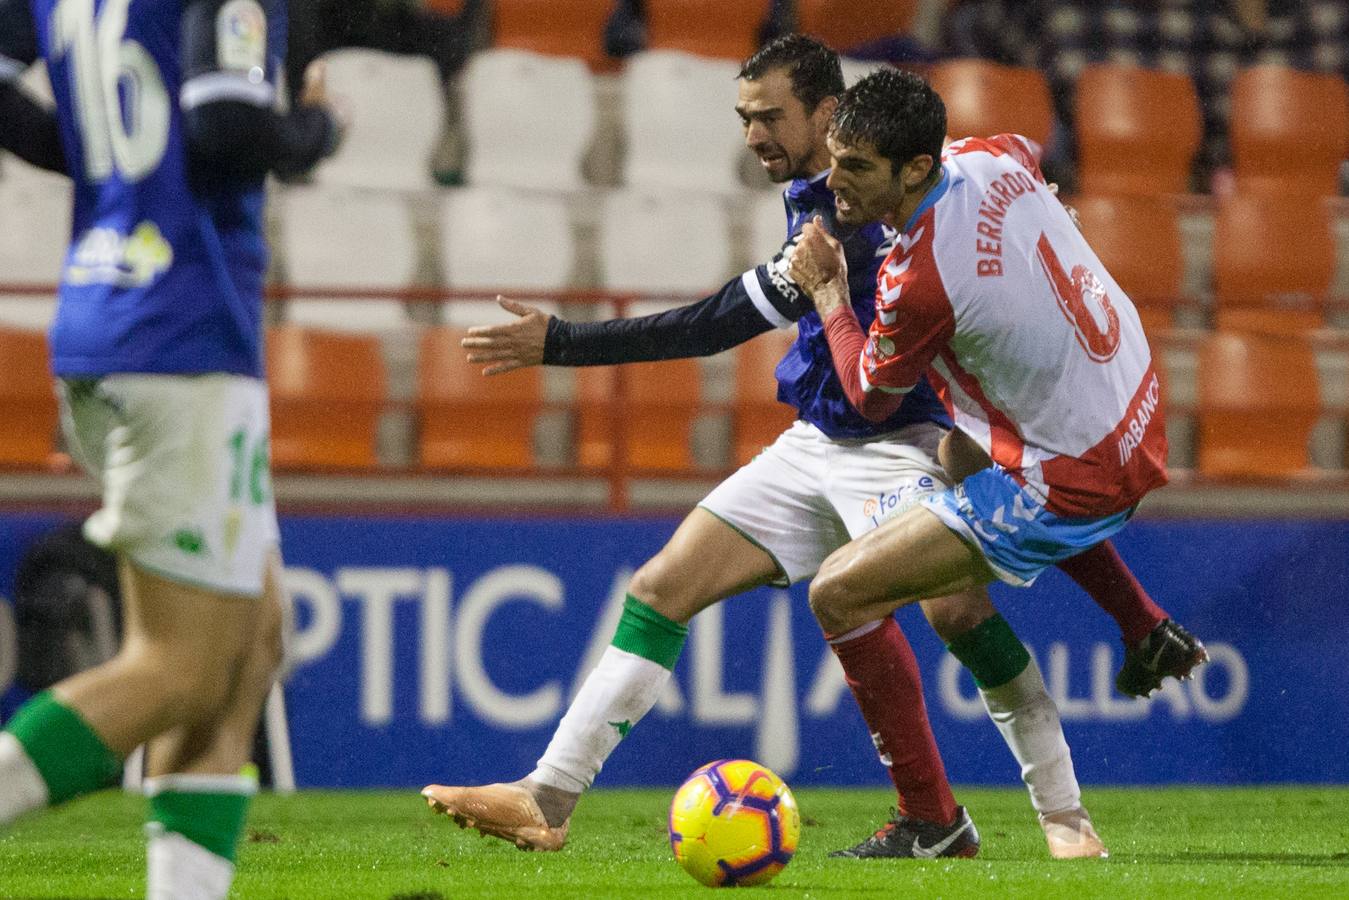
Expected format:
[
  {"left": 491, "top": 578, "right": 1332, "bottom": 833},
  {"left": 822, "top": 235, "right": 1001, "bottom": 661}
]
[
  {"left": 827, "top": 424, "right": 997, "bottom": 637},
  {"left": 694, "top": 422, "right": 849, "bottom": 585},
  {"left": 811, "top": 506, "right": 994, "bottom": 635},
  {"left": 59, "top": 374, "right": 280, "bottom": 598},
  {"left": 629, "top": 509, "right": 782, "bottom": 623}
]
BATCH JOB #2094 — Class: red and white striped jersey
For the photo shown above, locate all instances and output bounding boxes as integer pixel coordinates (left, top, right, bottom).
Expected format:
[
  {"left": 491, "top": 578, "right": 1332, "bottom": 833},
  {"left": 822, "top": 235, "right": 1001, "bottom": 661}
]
[{"left": 856, "top": 134, "right": 1167, "bottom": 517}]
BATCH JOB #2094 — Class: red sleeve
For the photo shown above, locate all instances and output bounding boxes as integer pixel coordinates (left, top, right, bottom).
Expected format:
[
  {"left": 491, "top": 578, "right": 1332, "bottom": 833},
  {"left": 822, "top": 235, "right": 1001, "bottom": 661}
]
[{"left": 820, "top": 236, "right": 956, "bottom": 422}]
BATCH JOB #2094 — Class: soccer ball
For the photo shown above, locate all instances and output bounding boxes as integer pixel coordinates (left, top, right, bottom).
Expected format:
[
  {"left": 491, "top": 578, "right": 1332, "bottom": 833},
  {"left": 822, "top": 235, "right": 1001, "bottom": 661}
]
[{"left": 667, "top": 759, "right": 800, "bottom": 887}]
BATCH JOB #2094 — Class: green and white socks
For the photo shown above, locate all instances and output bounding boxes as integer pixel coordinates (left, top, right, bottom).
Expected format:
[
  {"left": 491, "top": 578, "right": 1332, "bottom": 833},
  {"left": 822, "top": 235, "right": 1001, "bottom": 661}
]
[
  {"left": 532, "top": 595, "right": 688, "bottom": 794},
  {"left": 1, "top": 691, "right": 252, "bottom": 900},
  {"left": 947, "top": 615, "right": 1081, "bottom": 816},
  {"left": 145, "top": 774, "right": 254, "bottom": 900},
  {"left": 0, "top": 690, "right": 123, "bottom": 824}
]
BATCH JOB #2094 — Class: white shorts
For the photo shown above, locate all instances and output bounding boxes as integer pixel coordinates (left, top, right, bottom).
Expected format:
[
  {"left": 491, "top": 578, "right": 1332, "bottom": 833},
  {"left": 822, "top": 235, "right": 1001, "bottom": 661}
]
[
  {"left": 58, "top": 375, "right": 280, "bottom": 597},
  {"left": 699, "top": 420, "right": 949, "bottom": 585}
]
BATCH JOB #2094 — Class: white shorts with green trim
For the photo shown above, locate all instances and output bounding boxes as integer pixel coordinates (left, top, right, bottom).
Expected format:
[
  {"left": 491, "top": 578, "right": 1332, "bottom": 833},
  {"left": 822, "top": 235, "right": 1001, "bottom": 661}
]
[
  {"left": 58, "top": 374, "right": 280, "bottom": 597},
  {"left": 698, "top": 419, "right": 949, "bottom": 585}
]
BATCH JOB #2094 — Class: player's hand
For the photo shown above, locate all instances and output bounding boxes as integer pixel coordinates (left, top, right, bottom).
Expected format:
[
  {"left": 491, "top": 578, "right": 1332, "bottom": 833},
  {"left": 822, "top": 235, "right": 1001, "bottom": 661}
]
[
  {"left": 300, "top": 60, "right": 349, "bottom": 154},
  {"left": 1047, "top": 182, "right": 1082, "bottom": 232},
  {"left": 787, "top": 216, "right": 847, "bottom": 294},
  {"left": 460, "top": 296, "right": 552, "bottom": 375}
]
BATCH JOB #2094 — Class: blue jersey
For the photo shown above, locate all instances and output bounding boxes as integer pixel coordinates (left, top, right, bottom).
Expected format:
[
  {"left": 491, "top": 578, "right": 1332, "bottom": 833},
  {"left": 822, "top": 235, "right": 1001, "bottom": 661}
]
[
  {"left": 765, "top": 173, "right": 951, "bottom": 439},
  {"left": 1, "top": 0, "right": 286, "bottom": 378}
]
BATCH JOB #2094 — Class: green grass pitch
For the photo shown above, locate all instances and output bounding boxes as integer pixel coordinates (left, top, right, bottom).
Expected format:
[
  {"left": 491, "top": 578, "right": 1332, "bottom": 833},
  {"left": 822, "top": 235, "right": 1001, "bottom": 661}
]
[{"left": 1, "top": 787, "right": 1347, "bottom": 898}]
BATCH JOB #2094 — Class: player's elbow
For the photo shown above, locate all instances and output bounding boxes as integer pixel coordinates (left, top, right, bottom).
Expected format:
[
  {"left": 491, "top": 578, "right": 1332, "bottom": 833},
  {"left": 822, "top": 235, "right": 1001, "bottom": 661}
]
[{"left": 183, "top": 102, "right": 272, "bottom": 186}]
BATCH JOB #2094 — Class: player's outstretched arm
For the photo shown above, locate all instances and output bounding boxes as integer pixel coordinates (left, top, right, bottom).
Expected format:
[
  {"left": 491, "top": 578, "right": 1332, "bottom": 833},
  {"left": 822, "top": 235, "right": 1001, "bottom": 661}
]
[{"left": 180, "top": 1, "right": 343, "bottom": 185}]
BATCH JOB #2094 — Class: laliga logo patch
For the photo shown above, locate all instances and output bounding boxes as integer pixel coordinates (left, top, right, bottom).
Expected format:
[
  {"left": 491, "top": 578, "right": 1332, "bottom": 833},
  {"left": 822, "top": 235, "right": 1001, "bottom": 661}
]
[{"left": 217, "top": 0, "right": 267, "bottom": 74}]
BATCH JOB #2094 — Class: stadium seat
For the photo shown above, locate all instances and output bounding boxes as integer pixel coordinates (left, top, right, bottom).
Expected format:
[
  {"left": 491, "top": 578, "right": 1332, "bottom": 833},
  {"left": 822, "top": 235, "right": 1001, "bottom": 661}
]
[
  {"left": 576, "top": 359, "right": 702, "bottom": 472},
  {"left": 492, "top": 0, "right": 614, "bottom": 71},
  {"left": 440, "top": 187, "right": 574, "bottom": 293},
  {"left": 599, "top": 189, "right": 732, "bottom": 294},
  {"left": 313, "top": 49, "right": 444, "bottom": 190},
  {"left": 267, "top": 325, "right": 387, "bottom": 470},
  {"left": 1074, "top": 64, "right": 1202, "bottom": 197},
  {"left": 1196, "top": 331, "right": 1320, "bottom": 478},
  {"left": 623, "top": 51, "right": 746, "bottom": 194},
  {"left": 1229, "top": 65, "right": 1349, "bottom": 199},
  {"left": 927, "top": 59, "right": 1054, "bottom": 148},
  {"left": 1213, "top": 195, "right": 1335, "bottom": 336},
  {"left": 645, "top": 0, "right": 766, "bottom": 61},
  {"left": 797, "top": 0, "right": 920, "bottom": 54},
  {"left": 461, "top": 49, "right": 597, "bottom": 191},
  {"left": 418, "top": 326, "right": 542, "bottom": 469},
  {"left": 1073, "top": 194, "right": 1183, "bottom": 332},
  {"left": 734, "top": 329, "right": 797, "bottom": 465},
  {"left": 0, "top": 327, "right": 56, "bottom": 466},
  {"left": 279, "top": 185, "right": 416, "bottom": 332}
]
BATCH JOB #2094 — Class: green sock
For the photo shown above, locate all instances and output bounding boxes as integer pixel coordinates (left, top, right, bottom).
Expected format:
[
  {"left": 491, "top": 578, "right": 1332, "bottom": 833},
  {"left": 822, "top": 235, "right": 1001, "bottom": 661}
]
[
  {"left": 946, "top": 614, "right": 1031, "bottom": 690},
  {"left": 147, "top": 776, "right": 254, "bottom": 863},
  {"left": 610, "top": 594, "right": 689, "bottom": 670},
  {"left": 4, "top": 691, "right": 123, "bottom": 805}
]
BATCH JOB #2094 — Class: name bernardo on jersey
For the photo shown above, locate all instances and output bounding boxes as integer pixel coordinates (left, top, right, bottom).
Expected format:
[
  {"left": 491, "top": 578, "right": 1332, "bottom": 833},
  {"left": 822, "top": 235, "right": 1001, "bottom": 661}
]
[{"left": 974, "top": 169, "right": 1041, "bottom": 278}]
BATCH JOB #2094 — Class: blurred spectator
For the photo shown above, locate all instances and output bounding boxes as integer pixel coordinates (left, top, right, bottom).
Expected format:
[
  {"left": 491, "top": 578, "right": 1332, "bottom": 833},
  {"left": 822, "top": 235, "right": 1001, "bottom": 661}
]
[
  {"left": 287, "top": 0, "right": 483, "bottom": 103},
  {"left": 941, "top": 1, "right": 1349, "bottom": 190}
]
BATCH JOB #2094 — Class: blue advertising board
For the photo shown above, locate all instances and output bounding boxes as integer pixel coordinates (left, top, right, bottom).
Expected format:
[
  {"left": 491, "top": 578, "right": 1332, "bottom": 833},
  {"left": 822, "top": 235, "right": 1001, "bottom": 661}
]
[{"left": 1, "top": 512, "right": 1346, "bottom": 788}]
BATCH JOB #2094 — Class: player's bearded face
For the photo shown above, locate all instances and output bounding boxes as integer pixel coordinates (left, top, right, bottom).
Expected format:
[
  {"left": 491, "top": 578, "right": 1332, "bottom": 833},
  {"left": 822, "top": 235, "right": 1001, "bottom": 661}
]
[
  {"left": 825, "top": 134, "right": 905, "bottom": 225},
  {"left": 736, "top": 70, "right": 829, "bottom": 183}
]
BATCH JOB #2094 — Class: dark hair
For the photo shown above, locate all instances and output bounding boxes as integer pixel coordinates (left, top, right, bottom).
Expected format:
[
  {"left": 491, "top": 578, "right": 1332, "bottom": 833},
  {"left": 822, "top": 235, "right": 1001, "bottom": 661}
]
[
  {"left": 831, "top": 68, "right": 946, "bottom": 173},
  {"left": 738, "top": 34, "right": 844, "bottom": 113}
]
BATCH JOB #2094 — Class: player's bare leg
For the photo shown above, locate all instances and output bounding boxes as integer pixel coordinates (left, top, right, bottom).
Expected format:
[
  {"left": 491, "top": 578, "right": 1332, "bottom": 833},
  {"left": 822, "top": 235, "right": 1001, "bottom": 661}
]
[
  {"left": 0, "top": 558, "right": 265, "bottom": 830},
  {"left": 140, "top": 555, "right": 286, "bottom": 900},
  {"left": 424, "top": 509, "right": 780, "bottom": 850}
]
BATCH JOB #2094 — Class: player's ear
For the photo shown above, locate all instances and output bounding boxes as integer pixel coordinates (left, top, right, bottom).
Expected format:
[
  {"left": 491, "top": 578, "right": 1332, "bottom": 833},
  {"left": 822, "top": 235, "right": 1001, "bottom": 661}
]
[
  {"left": 901, "top": 154, "right": 934, "bottom": 189},
  {"left": 812, "top": 95, "right": 839, "bottom": 127}
]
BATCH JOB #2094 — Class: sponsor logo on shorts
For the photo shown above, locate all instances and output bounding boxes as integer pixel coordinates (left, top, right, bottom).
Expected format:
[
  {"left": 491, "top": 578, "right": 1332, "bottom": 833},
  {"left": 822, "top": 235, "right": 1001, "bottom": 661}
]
[{"left": 863, "top": 476, "right": 936, "bottom": 529}]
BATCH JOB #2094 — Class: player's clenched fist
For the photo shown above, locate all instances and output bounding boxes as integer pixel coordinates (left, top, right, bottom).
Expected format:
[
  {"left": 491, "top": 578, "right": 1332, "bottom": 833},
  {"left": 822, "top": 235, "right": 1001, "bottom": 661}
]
[
  {"left": 460, "top": 296, "right": 552, "bottom": 375},
  {"left": 788, "top": 216, "right": 850, "bottom": 318}
]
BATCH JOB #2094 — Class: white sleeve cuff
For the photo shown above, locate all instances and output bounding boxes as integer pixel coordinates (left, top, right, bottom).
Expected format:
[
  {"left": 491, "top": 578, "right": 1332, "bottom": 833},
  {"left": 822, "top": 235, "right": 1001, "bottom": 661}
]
[
  {"left": 740, "top": 269, "right": 794, "bottom": 330},
  {"left": 181, "top": 71, "right": 276, "bottom": 110},
  {"left": 0, "top": 54, "right": 24, "bottom": 82}
]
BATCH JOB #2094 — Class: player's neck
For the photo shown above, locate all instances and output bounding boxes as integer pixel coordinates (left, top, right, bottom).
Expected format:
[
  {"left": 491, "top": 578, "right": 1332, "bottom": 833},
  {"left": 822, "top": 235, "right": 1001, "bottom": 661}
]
[{"left": 891, "top": 168, "right": 943, "bottom": 231}]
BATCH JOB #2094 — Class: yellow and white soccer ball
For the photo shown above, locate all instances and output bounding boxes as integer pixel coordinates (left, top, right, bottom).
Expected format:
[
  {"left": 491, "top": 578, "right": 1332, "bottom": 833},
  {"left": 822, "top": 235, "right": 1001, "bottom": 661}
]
[{"left": 668, "top": 759, "right": 801, "bottom": 887}]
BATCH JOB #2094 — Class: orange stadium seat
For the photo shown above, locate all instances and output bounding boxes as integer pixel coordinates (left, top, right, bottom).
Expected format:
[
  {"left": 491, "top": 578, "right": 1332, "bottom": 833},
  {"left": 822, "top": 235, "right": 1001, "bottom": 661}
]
[
  {"left": 492, "top": 0, "right": 614, "bottom": 70},
  {"left": 734, "top": 330, "right": 797, "bottom": 465},
  {"left": 576, "top": 360, "right": 702, "bottom": 472},
  {"left": 1075, "top": 64, "right": 1202, "bottom": 197},
  {"left": 0, "top": 328, "right": 56, "bottom": 466},
  {"left": 928, "top": 60, "right": 1054, "bottom": 148},
  {"left": 417, "top": 327, "right": 542, "bottom": 470},
  {"left": 1229, "top": 65, "right": 1349, "bottom": 199},
  {"left": 1196, "top": 331, "right": 1320, "bottom": 478},
  {"left": 797, "top": 0, "right": 921, "bottom": 54},
  {"left": 1213, "top": 195, "right": 1336, "bottom": 336},
  {"left": 645, "top": 0, "right": 766, "bottom": 61},
  {"left": 1073, "top": 194, "right": 1184, "bottom": 334},
  {"left": 267, "top": 326, "right": 387, "bottom": 470}
]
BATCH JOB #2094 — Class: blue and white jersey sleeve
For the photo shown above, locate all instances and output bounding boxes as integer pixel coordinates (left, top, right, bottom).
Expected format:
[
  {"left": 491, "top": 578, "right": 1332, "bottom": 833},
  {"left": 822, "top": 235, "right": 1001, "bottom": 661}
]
[{"left": 181, "top": 0, "right": 282, "bottom": 113}]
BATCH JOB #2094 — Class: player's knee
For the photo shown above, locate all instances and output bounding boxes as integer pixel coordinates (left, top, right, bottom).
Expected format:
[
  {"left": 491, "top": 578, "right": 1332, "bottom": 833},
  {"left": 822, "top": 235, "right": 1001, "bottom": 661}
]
[
  {"left": 808, "top": 563, "right": 854, "bottom": 636},
  {"left": 629, "top": 556, "right": 696, "bottom": 624},
  {"left": 921, "top": 594, "right": 996, "bottom": 643}
]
